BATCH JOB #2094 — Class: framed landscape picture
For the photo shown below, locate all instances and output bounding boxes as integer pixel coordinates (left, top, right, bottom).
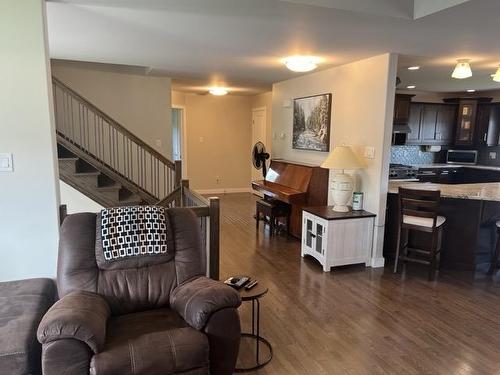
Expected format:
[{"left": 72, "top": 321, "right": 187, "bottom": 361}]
[{"left": 292, "top": 93, "right": 332, "bottom": 152}]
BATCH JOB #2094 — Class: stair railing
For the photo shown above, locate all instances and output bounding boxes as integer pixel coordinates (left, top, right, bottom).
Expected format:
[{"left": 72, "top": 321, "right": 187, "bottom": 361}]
[{"left": 52, "top": 77, "right": 179, "bottom": 202}]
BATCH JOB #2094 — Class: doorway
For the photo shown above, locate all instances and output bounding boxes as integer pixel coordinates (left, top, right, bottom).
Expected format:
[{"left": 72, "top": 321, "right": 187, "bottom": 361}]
[
  {"left": 251, "top": 107, "right": 267, "bottom": 182},
  {"left": 171, "top": 106, "right": 187, "bottom": 178}
]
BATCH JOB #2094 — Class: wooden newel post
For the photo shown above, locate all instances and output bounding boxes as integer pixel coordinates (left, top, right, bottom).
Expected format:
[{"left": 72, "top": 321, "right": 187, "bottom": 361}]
[
  {"left": 174, "top": 160, "right": 182, "bottom": 206},
  {"left": 208, "top": 197, "right": 220, "bottom": 280},
  {"left": 174, "top": 160, "right": 182, "bottom": 187},
  {"left": 59, "top": 204, "right": 68, "bottom": 226}
]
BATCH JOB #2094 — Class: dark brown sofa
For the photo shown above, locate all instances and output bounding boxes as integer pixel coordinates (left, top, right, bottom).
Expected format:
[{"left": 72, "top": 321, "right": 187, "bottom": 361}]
[
  {"left": 0, "top": 278, "right": 56, "bottom": 375},
  {"left": 37, "top": 207, "right": 241, "bottom": 375}
]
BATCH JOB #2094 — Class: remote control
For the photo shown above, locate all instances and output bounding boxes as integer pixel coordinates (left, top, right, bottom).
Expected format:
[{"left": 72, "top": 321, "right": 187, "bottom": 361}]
[{"left": 245, "top": 280, "right": 258, "bottom": 290}]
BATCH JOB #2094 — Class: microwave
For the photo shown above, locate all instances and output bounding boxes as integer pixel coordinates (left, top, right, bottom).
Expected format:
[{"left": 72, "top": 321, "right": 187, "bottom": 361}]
[{"left": 446, "top": 149, "right": 478, "bottom": 165}]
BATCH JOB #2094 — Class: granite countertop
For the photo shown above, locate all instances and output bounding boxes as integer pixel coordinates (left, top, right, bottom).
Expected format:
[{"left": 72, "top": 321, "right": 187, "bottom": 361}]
[
  {"left": 388, "top": 180, "right": 500, "bottom": 201},
  {"left": 410, "top": 164, "right": 500, "bottom": 171}
]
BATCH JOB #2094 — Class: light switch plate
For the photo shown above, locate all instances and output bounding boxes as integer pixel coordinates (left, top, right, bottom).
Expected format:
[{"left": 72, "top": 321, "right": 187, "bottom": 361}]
[
  {"left": 364, "top": 146, "right": 375, "bottom": 159},
  {"left": 0, "top": 153, "right": 13, "bottom": 172}
]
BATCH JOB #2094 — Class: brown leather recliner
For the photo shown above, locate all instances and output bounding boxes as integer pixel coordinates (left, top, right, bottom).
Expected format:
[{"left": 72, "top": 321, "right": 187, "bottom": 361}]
[{"left": 37, "top": 207, "right": 241, "bottom": 375}]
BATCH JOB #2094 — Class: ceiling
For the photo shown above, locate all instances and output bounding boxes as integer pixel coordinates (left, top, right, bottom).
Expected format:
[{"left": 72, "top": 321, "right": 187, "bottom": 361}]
[{"left": 45, "top": 0, "right": 500, "bottom": 94}]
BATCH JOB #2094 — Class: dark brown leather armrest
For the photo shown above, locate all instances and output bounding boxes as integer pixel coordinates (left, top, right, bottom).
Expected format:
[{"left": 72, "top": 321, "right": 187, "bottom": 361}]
[
  {"left": 37, "top": 290, "right": 110, "bottom": 354},
  {"left": 170, "top": 276, "right": 241, "bottom": 330}
]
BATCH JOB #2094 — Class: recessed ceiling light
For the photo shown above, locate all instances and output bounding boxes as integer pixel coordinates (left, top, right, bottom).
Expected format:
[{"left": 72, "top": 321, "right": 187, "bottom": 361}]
[
  {"left": 492, "top": 66, "right": 500, "bottom": 82},
  {"left": 406, "top": 85, "right": 416, "bottom": 89},
  {"left": 452, "top": 59, "right": 472, "bottom": 79},
  {"left": 283, "top": 55, "right": 321, "bottom": 72},
  {"left": 466, "top": 89, "right": 476, "bottom": 93},
  {"left": 209, "top": 87, "right": 228, "bottom": 96},
  {"left": 408, "top": 66, "right": 420, "bottom": 70}
]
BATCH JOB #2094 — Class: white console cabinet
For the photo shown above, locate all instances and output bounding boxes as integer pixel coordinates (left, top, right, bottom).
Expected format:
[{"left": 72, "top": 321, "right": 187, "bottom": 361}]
[{"left": 301, "top": 207, "right": 376, "bottom": 272}]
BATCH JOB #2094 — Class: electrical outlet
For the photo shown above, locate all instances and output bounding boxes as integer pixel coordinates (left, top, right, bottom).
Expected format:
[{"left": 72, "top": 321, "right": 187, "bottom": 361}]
[
  {"left": 489, "top": 152, "right": 497, "bottom": 160},
  {"left": 216, "top": 176, "right": 221, "bottom": 184}
]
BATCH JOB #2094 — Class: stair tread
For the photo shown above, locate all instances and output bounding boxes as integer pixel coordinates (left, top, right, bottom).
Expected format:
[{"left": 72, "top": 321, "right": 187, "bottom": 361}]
[
  {"left": 118, "top": 201, "right": 143, "bottom": 207},
  {"left": 74, "top": 171, "right": 100, "bottom": 177},
  {"left": 58, "top": 157, "right": 79, "bottom": 161},
  {"left": 96, "top": 184, "right": 122, "bottom": 192}
]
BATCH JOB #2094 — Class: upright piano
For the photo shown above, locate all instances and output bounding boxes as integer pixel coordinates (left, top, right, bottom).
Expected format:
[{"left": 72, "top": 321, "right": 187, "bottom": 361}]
[{"left": 251, "top": 159, "right": 329, "bottom": 238}]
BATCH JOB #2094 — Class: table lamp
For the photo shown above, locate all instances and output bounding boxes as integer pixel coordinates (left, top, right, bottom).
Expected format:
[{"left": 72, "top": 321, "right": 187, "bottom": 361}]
[{"left": 321, "top": 145, "right": 366, "bottom": 212}]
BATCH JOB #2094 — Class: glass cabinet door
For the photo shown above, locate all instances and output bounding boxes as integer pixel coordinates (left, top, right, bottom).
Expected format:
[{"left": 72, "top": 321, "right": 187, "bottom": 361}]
[
  {"left": 305, "top": 218, "right": 314, "bottom": 249},
  {"left": 315, "top": 222, "right": 324, "bottom": 255},
  {"left": 456, "top": 101, "right": 477, "bottom": 145}
]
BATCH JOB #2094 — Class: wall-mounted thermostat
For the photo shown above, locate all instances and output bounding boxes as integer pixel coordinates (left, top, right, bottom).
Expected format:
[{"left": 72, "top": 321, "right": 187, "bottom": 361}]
[{"left": 0, "top": 153, "right": 13, "bottom": 172}]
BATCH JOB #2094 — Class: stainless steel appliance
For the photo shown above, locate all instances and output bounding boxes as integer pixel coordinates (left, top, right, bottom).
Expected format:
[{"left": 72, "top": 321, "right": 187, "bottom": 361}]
[
  {"left": 446, "top": 149, "right": 478, "bottom": 165},
  {"left": 389, "top": 164, "right": 419, "bottom": 180}
]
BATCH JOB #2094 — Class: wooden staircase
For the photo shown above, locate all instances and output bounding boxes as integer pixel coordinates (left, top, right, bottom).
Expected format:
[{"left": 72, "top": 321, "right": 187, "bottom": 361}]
[
  {"left": 58, "top": 144, "right": 145, "bottom": 206},
  {"left": 52, "top": 77, "right": 180, "bottom": 207},
  {"left": 52, "top": 77, "right": 222, "bottom": 279}
]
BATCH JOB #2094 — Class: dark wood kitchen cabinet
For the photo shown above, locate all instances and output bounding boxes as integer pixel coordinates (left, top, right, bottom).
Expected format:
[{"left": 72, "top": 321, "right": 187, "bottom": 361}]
[
  {"left": 455, "top": 100, "right": 478, "bottom": 146},
  {"left": 393, "top": 94, "right": 414, "bottom": 125},
  {"left": 406, "top": 102, "right": 456, "bottom": 145},
  {"left": 435, "top": 104, "right": 456, "bottom": 144},
  {"left": 421, "top": 104, "right": 439, "bottom": 143},
  {"left": 406, "top": 103, "right": 422, "bottom": 144},
  {"left": 476, "top": 103, "right": 500, "bottom": 146}
]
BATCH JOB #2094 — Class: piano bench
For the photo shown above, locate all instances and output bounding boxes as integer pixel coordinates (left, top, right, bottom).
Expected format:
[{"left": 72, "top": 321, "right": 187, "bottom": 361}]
[{"left": 256, "top": 199, "right": 290, "bottom": 236}]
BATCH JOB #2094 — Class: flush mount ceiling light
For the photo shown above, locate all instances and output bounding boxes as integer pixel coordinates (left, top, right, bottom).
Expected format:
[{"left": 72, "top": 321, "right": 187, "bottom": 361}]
[
  {"left": 283, "top": 55, "right": 321, "bottom": 72},
  {"left": 406, "top": 85, "right": 416, "bottom": 89},
  {"left": 452, "top": 59, "right": 472, "bottom": 79},
  {"left": 467, "top": 89, "right": 476, "bottom": 92},
  {"left": 492, "top": 66, "right": 500, "bottom": 82},
  {"left": 209, "top": 87, "right": 229, "bottom": 96},
  {"left": 407, "top": 66, "right": 420, "bottom": 70}
]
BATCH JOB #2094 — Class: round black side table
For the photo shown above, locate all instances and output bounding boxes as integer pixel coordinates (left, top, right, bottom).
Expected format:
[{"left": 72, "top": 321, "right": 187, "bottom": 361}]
[{"left": 235, "top": 284, "right": 273, "bottom": 372}]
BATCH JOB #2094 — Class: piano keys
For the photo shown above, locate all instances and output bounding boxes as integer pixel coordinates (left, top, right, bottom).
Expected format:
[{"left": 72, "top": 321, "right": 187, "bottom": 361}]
[{"left": 252, "top": 159, "right": 329, "bottom": 238}]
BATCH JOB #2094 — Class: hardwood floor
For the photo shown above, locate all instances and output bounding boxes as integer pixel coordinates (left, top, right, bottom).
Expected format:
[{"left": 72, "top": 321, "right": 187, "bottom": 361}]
[{"left": 218, "top": 193, "right": 500, "bottom": 375}]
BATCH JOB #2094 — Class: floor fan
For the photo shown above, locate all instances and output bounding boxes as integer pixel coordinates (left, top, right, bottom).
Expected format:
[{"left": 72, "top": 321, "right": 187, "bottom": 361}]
[{"left": 252, "top": 141, "right": 270, "bottom": 178}]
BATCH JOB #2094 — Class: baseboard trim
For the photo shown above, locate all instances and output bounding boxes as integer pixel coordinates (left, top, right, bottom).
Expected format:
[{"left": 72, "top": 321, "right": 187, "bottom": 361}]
[
  {"left": 194, "top": 187, "right": 253, "bottom": 195},
  {"left": 370, "top": 257, "right": 385, "bottom": 268}
]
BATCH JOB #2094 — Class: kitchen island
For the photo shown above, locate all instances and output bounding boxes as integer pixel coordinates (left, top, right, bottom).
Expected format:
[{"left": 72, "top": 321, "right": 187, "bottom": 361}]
[
  {"left": 388, "top": 180, "right": 500, "bottom": 201},
  {"left": 384, "top": 180, "right": 500, "bottom": 271}
]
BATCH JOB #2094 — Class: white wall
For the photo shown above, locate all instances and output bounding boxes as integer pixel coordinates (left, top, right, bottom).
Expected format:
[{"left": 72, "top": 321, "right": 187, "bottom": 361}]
[
  {"left": 60, "top": 181, "right": 104, "bottom": 214},
  {"left": 272, "top": 54, "right": 397, "bottom": 266},
  {"left": 0, "top": 0, "right": 60, "bottom": 281}
]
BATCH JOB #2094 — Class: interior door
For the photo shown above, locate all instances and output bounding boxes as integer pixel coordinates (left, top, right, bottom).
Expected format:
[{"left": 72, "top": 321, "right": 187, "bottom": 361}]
[{"left": 251, "top": 108, "right": 267, "bottom": 182}]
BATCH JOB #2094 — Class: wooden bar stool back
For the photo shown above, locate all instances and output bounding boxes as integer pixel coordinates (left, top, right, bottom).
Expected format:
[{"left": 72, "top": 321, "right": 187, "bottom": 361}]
[
  {"left": 393, "top": 187, "right": 445, "bottom": 281},
  {"left": 488, "top": 221, "right": 500, "bottom": 275}
]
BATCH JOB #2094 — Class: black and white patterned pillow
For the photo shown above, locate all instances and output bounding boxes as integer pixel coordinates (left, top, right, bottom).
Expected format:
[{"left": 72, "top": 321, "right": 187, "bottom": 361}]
[{"left": 100, "top": 206, "right": 168, "bottom": 261}]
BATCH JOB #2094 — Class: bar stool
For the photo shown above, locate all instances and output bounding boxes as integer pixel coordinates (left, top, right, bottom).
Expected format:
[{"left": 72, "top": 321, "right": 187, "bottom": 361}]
[
  {"left": 488, "top": 221, "right": 500, "bottom": 274},
  {"left": 255, "top": 199, "right": 290, "bottom": 236},
  {"left": 393, "top": 188, "right": 445, "bottom": 281}
]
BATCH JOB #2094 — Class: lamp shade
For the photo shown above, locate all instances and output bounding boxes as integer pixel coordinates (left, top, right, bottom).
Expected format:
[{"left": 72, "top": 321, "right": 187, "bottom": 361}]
[
  {"left": 492, "top": 66, "right": 500, "bottom": 83},
  {"left": 321, "top": 145, "right": 365, "bottom": 170},
  {"left": 452, "top": 59, "right": 472, "bottom": 79}
]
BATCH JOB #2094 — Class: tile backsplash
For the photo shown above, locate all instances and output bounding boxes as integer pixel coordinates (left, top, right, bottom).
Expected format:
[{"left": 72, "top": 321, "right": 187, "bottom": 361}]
[{"left": 390, "top": 145, "right": 446, "bottom": 165}]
